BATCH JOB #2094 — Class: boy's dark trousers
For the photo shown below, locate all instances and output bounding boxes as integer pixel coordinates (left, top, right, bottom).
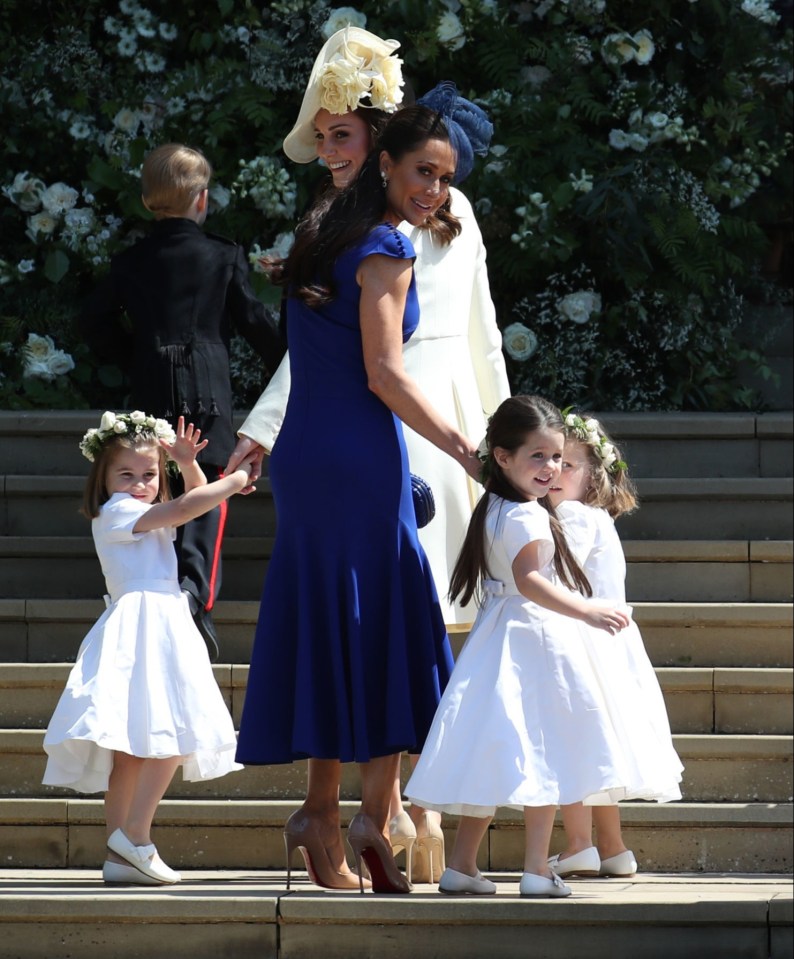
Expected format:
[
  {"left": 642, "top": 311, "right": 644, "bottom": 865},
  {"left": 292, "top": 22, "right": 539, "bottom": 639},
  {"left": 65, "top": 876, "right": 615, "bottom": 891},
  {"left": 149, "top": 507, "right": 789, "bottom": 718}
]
[{"left": 170, "top": 464, "right": 226, "bottom": 662}]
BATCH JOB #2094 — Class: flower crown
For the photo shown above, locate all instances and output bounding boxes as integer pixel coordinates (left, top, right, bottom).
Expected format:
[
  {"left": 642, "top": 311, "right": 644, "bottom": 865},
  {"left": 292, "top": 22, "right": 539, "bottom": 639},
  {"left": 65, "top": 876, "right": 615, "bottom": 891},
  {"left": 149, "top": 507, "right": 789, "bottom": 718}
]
[
  {"left": 318, "top": 39, "right": 404, "bottom": 115},
  {"left": 79, "top": 410, "right": 176, "bottom": 463},
  {"left": 561, "top": 408, "right": 627, "bottom": 475}
]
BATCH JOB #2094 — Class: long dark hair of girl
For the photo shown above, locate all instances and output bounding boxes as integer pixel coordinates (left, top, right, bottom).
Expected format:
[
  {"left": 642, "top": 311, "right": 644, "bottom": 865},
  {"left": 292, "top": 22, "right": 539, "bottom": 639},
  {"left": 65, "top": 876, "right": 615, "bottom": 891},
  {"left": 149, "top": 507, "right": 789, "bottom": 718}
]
[
  {"left": 449, "top": 395, "right": 592, "bottom": 607},
  {"left": 281, "top": 105, "right": 462, "bottom": 308}
]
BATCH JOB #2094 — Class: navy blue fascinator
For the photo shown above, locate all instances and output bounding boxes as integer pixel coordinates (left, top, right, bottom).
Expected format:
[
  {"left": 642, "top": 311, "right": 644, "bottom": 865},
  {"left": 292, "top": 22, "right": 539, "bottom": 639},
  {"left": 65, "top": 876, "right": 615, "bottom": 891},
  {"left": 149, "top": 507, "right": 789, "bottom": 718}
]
[{"left": 417, "top": 81, "right": 493, "bottom": 184}]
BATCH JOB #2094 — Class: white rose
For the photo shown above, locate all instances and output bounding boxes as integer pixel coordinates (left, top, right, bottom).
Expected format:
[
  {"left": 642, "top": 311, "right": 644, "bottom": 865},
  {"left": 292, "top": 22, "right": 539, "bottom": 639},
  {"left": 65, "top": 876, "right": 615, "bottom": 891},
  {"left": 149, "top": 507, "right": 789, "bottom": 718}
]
[
  {"left": 113, "top": 108, "right": 141, "bottom": 134},
  {"left": 40, "top": 182, "right": 79, "bottom": 215},
  {"left": 608, "top": 129, "right": 631, "bottom": 151},
  {"left": 26, "top": 332, "right": 55, "bottom": 359},
  {"left": 145, "top": 416, "right": 157, "bottom": 427},
  {"left": 23, "top": 358, "right": 55, "bottom": 381},
  {"left": 632, "top": 29, "right": 655, "bottom": 65},
  {"left": 130, "top": 410, "right": 147, "bottom": 424},
  {"left": 437, "top": 11, "right": 466, "bottom": 50},
  {"left": 26, "top": 211, "right": 59, "bottom": 240},
  {"left": 502, "top": 322, "right": 539, "bottom": 361},
  {"left": 602, "top": 32, "right": 634, "bottom": 65},
  {"left": 647, "top": 112, "right": 669, "bottom": 129},
  {"left": 321, "top": 6, "right": 367, "bottom": 40},
  {"left": 113, "top": 421, "right": 128, "bottom": 434},
  {"left": 558, "top": 291, "right": 602, "bottom": 324},
  {"left": 565, "top": 414, "right": 577, "bottom": 428},
  {"left": 47, "top": 350, "right": 75, "bottom": 377},
  {"left": 584, "top": 418, "right": 601, "bottom": 432},
  {"left": 99, "top": 411, "right": 117, "bottom": 431}
]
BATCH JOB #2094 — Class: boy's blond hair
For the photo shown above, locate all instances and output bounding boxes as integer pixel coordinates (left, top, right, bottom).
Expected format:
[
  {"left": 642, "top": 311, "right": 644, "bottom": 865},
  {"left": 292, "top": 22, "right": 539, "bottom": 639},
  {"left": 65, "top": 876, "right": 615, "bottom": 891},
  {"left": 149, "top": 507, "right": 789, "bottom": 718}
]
[{"left": 141, "top": 143, "right": 212, "bottom": 218}]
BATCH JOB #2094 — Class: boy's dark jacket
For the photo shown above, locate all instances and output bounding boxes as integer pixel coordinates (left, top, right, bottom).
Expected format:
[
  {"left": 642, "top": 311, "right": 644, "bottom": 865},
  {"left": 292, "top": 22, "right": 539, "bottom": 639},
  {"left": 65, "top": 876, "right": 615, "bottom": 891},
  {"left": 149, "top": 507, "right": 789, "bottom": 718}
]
[{"left": 80, "top": 217, "right": 286, "bottom": 465}]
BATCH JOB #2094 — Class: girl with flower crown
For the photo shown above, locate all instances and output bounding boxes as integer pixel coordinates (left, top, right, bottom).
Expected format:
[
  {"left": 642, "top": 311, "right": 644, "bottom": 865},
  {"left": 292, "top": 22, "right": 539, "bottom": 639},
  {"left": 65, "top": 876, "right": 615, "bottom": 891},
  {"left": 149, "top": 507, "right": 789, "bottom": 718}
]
[
  {"left": 42, "top": 414, "right": 257, "bottom": 887},
  {"left": 227, "top": 26, "right": 509, "bottom": 887},
  {"left": 405, "top": 395, "right": 641, "bottom": 898},
  {"left": 543, "top": 411, "right": 683, "bottom": 880}
]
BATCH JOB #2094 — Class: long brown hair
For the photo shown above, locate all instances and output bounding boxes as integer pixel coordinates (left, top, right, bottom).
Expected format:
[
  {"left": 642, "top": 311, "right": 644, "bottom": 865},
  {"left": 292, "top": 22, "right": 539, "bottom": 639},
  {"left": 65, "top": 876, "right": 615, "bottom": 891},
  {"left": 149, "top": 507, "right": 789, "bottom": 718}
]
[
  {"left": 82, "top": 435, "right": 170, "bottom": 519},
  {"left": 449, "top": 395, "right": 592, "bottom": 607},
  {"left": 281, "top": 105, "right": 461, "bottom": 308}
]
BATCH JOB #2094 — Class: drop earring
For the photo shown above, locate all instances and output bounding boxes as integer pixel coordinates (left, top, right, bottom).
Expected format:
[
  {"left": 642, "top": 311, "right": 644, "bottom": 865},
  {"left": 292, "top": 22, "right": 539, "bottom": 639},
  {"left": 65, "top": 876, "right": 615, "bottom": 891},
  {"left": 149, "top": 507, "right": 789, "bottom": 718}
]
[{"left": 380, "top": 170, "right": 389, "bottom": 189}]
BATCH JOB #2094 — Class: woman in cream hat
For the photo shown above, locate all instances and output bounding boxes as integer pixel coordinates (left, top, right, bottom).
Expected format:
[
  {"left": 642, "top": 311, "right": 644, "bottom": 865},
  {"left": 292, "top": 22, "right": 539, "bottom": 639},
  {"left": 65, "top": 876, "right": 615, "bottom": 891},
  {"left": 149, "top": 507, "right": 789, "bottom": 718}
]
[{"left": 227, "top": 31, "right": 510, "bottom": 890}]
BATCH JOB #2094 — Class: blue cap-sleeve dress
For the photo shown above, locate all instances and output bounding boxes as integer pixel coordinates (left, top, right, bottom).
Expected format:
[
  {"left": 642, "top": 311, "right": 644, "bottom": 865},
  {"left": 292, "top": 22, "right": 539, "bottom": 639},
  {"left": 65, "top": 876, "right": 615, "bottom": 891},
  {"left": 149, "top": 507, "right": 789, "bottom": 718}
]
[{"left": 236, "top": 224, "right": 454, "bottom": 764}]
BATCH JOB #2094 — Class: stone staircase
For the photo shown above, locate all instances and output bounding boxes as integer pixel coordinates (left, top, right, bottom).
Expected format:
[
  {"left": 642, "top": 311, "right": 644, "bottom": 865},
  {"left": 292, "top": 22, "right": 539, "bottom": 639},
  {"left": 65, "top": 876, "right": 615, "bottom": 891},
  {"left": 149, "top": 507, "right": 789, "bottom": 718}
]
[{"left": 0, "top": 409, "right": 791, "bottom": 959}]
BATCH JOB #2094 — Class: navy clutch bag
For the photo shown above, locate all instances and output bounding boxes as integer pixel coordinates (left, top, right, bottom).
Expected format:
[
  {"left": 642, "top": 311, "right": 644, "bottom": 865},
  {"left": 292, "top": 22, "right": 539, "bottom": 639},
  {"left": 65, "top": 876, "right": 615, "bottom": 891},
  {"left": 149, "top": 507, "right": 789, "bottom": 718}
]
[{"left": 411, "top": 473, "right": 436, "bottom": 528}]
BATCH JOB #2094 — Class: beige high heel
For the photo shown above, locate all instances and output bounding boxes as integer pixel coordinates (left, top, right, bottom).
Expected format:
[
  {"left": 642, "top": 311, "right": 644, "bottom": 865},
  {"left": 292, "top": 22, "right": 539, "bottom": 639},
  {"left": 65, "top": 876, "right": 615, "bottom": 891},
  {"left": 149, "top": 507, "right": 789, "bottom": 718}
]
[
  {"left": 411, "top": 811, "right": 445, "bottom": 884},
  {"left": 347, "top": 813, "right": 412, "bottom": 894},
  {"left": 284, "top": 810, "right": 367, "bottom": 891},
  {"left": 388, "top": 811, "right": 416, "bottom": 883}
]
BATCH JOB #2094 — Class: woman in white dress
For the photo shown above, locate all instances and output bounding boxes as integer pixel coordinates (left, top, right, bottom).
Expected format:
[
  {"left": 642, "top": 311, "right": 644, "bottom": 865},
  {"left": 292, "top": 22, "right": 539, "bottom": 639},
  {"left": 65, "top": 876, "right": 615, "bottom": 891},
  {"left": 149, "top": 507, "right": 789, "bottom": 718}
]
[
  {"left": 405, "top": 395, "right": 640, "bottom": 898},
  {"left": 226, "top": 28, "right": 509, "bottom": 884},
  {"left": 544, "top": 411, "right": 683, "bottom": 879},
  {"left": 43, "top": 413, "right": 255, "bottom": 885}
]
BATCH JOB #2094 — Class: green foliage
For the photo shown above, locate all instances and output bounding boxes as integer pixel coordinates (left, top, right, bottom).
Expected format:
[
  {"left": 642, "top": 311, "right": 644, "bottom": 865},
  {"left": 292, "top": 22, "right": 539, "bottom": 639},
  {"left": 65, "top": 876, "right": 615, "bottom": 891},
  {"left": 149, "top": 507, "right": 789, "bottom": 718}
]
[{"left": 0, "top": 0, "right": 791, "bottom": 411}]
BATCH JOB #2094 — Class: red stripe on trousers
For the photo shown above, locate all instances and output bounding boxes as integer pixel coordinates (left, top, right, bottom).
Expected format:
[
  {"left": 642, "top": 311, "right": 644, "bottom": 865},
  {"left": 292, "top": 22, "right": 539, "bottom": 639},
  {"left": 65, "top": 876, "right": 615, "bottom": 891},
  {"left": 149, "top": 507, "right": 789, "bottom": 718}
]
[{"left": 205, "top": 488, "right": 227, "bottom": 612}]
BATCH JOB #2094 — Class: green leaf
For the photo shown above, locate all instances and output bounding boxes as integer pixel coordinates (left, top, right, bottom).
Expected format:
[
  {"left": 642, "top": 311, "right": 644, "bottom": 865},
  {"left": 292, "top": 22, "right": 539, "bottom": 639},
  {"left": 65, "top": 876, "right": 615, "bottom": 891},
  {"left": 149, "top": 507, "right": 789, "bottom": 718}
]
[{"left": 44, "top": 250, "right": 69, "bottom": 284}]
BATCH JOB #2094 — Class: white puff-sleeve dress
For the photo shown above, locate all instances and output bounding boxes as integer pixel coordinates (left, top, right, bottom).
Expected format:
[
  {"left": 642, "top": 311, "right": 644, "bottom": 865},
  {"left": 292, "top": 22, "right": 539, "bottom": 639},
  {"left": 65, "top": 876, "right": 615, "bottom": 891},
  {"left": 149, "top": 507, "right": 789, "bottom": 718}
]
[
  {"left": 405, "top": 497, "right": 649, "bottom": 818},
  {"left": 556, "top": 500, "right": 683, "bottom": 802},
  {"left": 238, "top": 188, "right": 510, "bottom": 625},
  {"left": 42, "top": 492, "right": 242, "bottom": 793}
]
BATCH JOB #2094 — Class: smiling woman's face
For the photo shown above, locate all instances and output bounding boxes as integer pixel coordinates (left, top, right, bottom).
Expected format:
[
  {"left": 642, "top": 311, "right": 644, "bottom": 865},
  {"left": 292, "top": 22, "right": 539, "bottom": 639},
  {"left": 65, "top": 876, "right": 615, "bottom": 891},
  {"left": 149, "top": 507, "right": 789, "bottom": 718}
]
[
  {"left": 313, "top": 109, "right": 373, "bottom": 188},
  {"left": 380, "top": 138, "right": 457, "bottom": 227}
]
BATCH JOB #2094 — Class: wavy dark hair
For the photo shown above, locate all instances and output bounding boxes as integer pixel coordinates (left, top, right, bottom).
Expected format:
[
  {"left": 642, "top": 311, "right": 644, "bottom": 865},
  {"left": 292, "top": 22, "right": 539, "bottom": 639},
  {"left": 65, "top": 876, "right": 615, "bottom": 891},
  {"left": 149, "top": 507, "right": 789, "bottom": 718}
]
[
  {"left": 449, "top": 395, "right": 592, "bottom": 608},
  {"left": 281, "top": 105, "right": 462, "bottom": 308}
]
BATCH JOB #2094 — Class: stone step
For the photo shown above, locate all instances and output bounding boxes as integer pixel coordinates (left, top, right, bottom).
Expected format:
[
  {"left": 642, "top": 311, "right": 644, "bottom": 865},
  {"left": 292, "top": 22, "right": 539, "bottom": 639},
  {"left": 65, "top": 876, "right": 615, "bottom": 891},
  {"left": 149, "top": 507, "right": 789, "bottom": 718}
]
[
  {"left": 2, "top": 730, "right": 791, "bottom": 804},
  {"left": 2, "top": 600, "right": 791, "bottom": 668},
  {"left": 1, "top": 798, "right": 791, "bottom": 875},
  {"left": 0, "top": 870, "right": 790, "bottom": 959},
  {"left": 3, "top": 473, "right": 793, "bottom": 541},
  {"left": 2, "top": 663, "right": 791, "bottom": 736},
  {"left": 1, "top": 410, "right": 790, "bottom": 479},
  {"left": 0, "top": 536, "right": 790, "bottom": 603}
]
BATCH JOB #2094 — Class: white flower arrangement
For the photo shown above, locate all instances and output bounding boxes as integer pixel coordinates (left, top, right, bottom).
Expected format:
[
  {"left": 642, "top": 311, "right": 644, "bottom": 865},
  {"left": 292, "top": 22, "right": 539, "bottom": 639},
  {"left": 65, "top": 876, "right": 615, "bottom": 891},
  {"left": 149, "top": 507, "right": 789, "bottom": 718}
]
[
  {"left": 79, "top": 410, "right": 176, "bottom": 462},
  {"left": 557, "top": 290, "right": 602, "bottom": 324},
  {"left": 562, "top": 409, "right": 626, "bottom": 475},
  {"left": 22, "top": 333, "right": 75, "bottom": 382}
]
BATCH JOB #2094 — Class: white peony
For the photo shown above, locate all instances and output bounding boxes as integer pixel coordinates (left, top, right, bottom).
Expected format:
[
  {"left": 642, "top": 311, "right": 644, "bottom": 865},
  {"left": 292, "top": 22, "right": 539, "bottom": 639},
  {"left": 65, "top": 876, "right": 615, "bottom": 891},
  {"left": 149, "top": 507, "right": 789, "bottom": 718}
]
[
  {"left": 437, "top": 11, "right": 466, "bottom": 51},
  {"left": 26, "top": 211, "right": 59, "bottom": 240},
  {"left": 632, "top": 30, "right": 655, "bottom": 65},
  {"left": 502, "top": 322, "right": 539, "bottom": 361},
  {"left": 40, "top": 182, "right": 79, "bottom": 215},
  {"left": 321, "top": 7, "right": 367, "bottom": 40},
  {"left": 557, "top": 291, "right": 602, "bottom": 324}
]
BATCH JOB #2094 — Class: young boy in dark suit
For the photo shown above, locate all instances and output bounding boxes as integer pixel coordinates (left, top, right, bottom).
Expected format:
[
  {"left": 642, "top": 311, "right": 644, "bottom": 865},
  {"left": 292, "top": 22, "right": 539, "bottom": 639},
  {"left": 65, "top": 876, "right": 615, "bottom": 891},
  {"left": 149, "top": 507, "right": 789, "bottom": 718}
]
[{"left": 81, "top": 143, "right": 285, "bottom": 660}]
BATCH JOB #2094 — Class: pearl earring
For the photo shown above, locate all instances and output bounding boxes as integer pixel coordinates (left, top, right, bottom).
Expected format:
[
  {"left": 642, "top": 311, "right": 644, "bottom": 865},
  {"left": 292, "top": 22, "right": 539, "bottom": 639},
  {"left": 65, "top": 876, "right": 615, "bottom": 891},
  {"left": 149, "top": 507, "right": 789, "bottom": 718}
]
[{"left": 380, "top": 170, "right": 388, "bottom": 189}]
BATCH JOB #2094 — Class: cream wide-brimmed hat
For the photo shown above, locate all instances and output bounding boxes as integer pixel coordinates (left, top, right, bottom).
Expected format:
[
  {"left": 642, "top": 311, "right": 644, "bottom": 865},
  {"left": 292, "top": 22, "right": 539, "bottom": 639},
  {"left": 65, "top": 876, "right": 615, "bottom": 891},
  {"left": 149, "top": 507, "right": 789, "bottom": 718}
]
[{"left": 283, "top": 26, "right": 404, "bottom": 164}]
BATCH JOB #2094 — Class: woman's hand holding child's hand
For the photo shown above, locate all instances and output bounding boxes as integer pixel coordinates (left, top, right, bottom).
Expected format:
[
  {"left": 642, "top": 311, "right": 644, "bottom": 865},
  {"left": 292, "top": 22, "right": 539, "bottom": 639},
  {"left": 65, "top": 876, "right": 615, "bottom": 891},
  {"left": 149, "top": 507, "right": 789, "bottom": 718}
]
[
  {"left": 583, "top": 605, "right": 631, "bottom": 636},
  {"left": 164, "top": 417, "right": 209, "bottom": 470}
]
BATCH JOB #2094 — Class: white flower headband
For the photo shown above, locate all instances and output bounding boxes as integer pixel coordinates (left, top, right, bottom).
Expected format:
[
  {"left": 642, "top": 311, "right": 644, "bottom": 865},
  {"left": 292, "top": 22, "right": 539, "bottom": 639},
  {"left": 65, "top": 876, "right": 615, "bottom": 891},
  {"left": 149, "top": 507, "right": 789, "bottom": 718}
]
[
  {"left": 79, "top": 410, "right": 176, "bottom": 463},
  {"left": 561, "top": 408, "right": 627, "bottom": 475},
  {"left": 318, "top": 38, "right": 404, "bottom": 115}
]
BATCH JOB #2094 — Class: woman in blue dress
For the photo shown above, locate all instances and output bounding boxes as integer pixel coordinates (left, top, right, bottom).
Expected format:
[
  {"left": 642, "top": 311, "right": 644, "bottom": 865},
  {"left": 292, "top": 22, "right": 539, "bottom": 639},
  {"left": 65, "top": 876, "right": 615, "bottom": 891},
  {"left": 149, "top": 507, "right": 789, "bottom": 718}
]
[{"left": 236, "top": 104, "right": 482, "bottom": 893}]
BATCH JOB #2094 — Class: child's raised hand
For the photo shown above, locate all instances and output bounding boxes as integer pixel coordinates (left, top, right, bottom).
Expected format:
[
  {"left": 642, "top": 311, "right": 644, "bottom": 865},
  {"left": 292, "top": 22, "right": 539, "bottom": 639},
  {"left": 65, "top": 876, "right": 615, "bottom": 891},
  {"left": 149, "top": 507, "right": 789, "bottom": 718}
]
[
  {"left": 582, "top": 605, "right": 630, "bottom": 635},
  {"left": 165, "top": 416, "right": 209, "bottom": 470}
]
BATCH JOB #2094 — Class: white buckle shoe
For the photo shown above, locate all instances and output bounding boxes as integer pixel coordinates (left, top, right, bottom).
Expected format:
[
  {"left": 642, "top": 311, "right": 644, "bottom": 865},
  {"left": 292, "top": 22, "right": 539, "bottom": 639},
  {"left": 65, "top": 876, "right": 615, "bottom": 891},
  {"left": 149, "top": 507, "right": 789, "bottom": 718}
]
[
  {"left": 547, "top": 845, "right": 600, "bottom": 878},
  {"left": 599, "top": 850, "right": 638, "bottom": 877},
  {"left": 438, "top": 867, "right": 497, "bottom": 895},
  {"left": 107, "top": 828, "right": 181, "bottom": 884},
  {"left": 519, "top": 871, "right": 572, "bottom": 898}
]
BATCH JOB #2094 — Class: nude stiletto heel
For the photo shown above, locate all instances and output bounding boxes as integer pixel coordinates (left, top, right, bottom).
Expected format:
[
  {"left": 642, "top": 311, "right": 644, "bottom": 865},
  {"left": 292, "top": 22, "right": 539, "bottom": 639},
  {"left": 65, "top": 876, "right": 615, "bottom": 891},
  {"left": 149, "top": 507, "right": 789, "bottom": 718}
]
[
  {"left": 347, "top": 813, "right": 412, "bottom": 894},
  {"left": 411, "top": 811, "right": 445, "bottom": 884},
  {"left": 284, "top": 810, "right": 366, "bottom": 891},
  {"left": 388, "top": 811, "right": 416, "bottom": 883}
]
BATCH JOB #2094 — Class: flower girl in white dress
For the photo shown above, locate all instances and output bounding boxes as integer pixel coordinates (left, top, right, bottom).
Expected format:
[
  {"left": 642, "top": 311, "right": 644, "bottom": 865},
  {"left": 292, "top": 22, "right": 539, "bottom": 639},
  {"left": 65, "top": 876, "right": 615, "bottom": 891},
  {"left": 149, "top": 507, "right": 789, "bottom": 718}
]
[
  {"left": 543, "top": 410, "right": 683, "bottom": 880},
  {"left": 406, "top": 395, "right": 639, "bottom": 898},
  {"left": 43, "top": 412, "right": 256, "bottom": 885}
]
